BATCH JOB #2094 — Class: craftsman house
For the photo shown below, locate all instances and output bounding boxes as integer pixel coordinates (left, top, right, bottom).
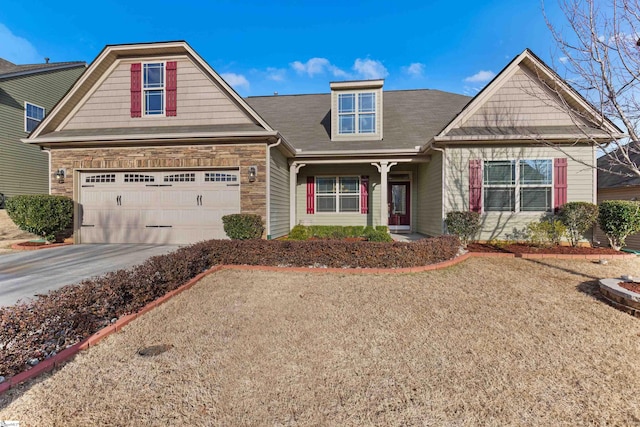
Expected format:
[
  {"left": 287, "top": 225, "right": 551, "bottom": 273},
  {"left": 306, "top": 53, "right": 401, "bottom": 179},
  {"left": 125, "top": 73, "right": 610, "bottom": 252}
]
[
  {"left": 25, "top": 41, "right": 620, "bottom": 244},
  {"left": 0, "top": 58, "right": 85, "bottom": 206}
]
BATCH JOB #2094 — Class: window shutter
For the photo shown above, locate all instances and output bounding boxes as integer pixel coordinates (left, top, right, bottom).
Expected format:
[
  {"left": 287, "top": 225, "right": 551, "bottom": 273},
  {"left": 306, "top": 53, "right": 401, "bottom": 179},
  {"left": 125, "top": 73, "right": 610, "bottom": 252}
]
[
  {"left": 360, "top": 176, "right": 369, "bottom": 214},
  {"left": 554, "top": 158, "right": 568, "bottom": 211},
  {"left": 166, "top": 61, "right": 177, "bottom": 116},
  {"left": 469, "top": 159, "right": 482, "bottom": 212},
  {"left": 130, "top": 63, "right": 142, "bottom": 118},
  {"left": 306, "top": 176, "right": 315, "bottom": 214}
]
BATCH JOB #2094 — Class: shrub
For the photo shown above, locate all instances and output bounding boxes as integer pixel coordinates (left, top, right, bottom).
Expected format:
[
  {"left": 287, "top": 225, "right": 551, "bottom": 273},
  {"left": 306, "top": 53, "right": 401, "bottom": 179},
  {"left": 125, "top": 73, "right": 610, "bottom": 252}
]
[
  {"left": 287, "top": 225, "right": 392, "bottom": 241},
  {"left": 526, "top": 218, "right": 566, "bottom": 247},
  {"left": 558, "top": 202, "right": 599, "bottom": 247},
  {"left": 222, "top": 214, "right": 264, "bottom": 239},
  {"left": 363, "top": 227, "right": 393, "bottom": 242},
  {"left": 5, "top": 194, "right": 73, "bottom": 242},
  {"left": 445, "top": 211, "right": 481, "bottom": 247},
  {"left": 598, "top": 200, "right": 640, "bottom": 250},
  {"left": 288, "top": 224, "right": 309, "bottom": 240}
]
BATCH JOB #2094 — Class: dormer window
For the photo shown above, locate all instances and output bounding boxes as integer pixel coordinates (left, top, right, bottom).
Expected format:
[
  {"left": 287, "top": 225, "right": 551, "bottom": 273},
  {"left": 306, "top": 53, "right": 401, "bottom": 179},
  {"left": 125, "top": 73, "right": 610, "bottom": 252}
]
[
  {"left": 338, "top": 93, "right": 376, "bottom": 134},
  {"left": 331, "top": 79, "right": 383, "bottom": 141}
]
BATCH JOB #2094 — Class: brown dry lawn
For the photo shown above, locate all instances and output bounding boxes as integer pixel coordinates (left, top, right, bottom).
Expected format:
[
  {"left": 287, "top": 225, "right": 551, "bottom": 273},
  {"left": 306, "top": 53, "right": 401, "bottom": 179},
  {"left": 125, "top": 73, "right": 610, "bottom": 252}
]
[
  {"left": 1, "top": 257, "right": 640, "bottom": 426},
  {"left": 0, "top": 210, "right": 38, "bottom": 254}
]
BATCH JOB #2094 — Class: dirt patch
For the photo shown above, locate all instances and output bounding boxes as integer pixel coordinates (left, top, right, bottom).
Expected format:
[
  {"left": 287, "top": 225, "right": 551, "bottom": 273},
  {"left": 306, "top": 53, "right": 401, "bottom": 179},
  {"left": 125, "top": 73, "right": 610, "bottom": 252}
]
[
  {"left": 468, "top": 242, "right": 621, "bottom": 255},
  {"left": 1, "top": 257, "right": 639, "bottom": 425}
]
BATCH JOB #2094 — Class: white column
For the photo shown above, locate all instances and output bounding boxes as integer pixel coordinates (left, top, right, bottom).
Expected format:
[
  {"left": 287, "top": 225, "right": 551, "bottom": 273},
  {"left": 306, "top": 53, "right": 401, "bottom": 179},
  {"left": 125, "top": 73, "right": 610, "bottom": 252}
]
[
  {"left": 372, "top": 161, "right": 396, "bottom": 227},
  {"left": 289, "top": 163, "right": 305, "bottom": 230}
]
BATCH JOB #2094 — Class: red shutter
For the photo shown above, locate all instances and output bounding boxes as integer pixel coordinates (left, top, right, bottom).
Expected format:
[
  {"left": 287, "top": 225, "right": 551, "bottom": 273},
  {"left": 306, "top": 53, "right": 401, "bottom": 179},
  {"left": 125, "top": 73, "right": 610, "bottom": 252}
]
[
  {"left": 469, "top": 159, "right": 482, "bottom": 212},
  {"left": 130, "top": 63, "right": 141, "bottom": 118},
  {"left": 166, "top": 61, "right": 177, "bottom": 116},
  {"left": 306, "top": 176, "right": 315, "bottom": 214},
  {"left": 360, "top": 176, "right": 369, "bottom": 214},
  {"left": 554, "top": 158, "right": 568, "bottom": 211}
]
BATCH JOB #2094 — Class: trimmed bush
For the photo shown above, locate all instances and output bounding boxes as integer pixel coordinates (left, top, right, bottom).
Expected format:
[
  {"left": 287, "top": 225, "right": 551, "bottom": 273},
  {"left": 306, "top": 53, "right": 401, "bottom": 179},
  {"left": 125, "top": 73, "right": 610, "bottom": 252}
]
[
  {"left": 222, "top": 214, "right": 264, "bottom": 239},
  {"left": 558, "top": 202, "right": 599, "bottom": 247},
  {"left": 5, "top": 194, "right": 73, "bottom": 242},
  {"left": 286, "top": 225, "right": 392, "bottom": 242},
  {"left": 363, "top": 226, "right": 393, "bottom": 242},
  {"left": 526, "top": 218, "right": 566, "bottom": 247},
  {"left": 445, "top": 211, "right": 480, "bottom": 247},
  {"left": 0, "top": 236, "right": 460, "bottom": 379},
  {"left": 598, "top": 200, "right": 640, "bottom": 250},
  {"left": 288, "top": 224, "right": 309, "bottom": 240}
]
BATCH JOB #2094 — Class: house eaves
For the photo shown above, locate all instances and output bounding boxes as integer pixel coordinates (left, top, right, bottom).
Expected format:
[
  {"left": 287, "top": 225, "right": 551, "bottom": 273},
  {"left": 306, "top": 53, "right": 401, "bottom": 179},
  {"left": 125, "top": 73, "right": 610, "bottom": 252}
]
[{"left": 0, "top": 62, "right": 85, "bottom": 80}]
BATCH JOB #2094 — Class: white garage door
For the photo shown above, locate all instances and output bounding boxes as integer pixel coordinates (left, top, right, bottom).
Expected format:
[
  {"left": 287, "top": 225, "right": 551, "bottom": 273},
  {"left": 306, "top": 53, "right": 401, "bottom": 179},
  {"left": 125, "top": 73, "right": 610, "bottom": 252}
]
[{"left": 79, "top": 170, "right": 241, "bottom": 244}]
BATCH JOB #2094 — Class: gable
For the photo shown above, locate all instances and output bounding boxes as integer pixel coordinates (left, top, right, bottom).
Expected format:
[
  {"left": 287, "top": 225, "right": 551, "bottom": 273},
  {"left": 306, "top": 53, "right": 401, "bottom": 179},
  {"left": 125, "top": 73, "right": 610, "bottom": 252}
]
[{"left": 60, "top": 56, "right": 254, "bottom": 131}]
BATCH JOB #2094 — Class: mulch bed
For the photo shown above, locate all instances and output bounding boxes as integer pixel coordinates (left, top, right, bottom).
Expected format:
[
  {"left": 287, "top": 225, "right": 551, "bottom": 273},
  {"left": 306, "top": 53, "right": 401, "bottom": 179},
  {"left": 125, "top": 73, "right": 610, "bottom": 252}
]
[
  {"left": 618, "top": 281, "right": 640, "bottom": 294},
  {"left": 467, "top": 243, "right": 621, "bottom": 255}
]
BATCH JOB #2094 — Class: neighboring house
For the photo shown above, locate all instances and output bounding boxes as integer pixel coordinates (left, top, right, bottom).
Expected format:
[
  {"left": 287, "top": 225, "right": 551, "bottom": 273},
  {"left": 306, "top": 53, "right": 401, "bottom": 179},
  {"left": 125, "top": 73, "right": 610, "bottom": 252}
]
[
  {"left": 596, "top": 153, "right": 640, "bottom": 249},
  {"left": 24, "top": 41, "right": 620, "bottom": 245},
  {"left": 0, "top": 58, "right": 85, "bottom": 206}
]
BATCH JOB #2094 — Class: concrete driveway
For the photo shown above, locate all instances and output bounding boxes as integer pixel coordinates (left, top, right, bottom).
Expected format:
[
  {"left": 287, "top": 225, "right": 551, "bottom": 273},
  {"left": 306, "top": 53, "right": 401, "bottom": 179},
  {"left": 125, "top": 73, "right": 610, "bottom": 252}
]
[{"left": 0, "top": 244, "right": 179, "bottom": 307}]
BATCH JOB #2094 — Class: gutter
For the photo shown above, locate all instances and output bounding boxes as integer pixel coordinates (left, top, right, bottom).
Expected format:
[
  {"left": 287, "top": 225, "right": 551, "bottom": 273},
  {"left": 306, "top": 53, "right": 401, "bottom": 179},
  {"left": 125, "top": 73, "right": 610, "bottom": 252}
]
[{"left": 293, "top": 146, "right": 423, "bottom": 158}]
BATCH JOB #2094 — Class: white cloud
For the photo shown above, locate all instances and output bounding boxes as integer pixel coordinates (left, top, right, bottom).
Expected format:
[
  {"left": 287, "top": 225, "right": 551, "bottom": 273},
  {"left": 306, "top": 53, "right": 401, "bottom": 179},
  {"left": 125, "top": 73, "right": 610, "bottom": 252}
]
[
  {"left": 266, "top": 67, "right": 286, "bottom": 82},
  {"left": 353, "top": 58, "right": 388, "bottom": 79},
  {"left": 0, "top": 23, "right": 41, "bottom": 64},
  {"left": 403, "top": 62, "right": 425, "bottom": 77},
  {"left": 463, "top": 70, "right": 496, "bottom": 83},
  {"left": 290, "top": 57, "right": 348, "bottom": 78},
  {"left": 559, "top": 56, "right": 569, "bottom": 64},
  {"left": 221, "top": 72, "right": 250, "bottom": 90}
]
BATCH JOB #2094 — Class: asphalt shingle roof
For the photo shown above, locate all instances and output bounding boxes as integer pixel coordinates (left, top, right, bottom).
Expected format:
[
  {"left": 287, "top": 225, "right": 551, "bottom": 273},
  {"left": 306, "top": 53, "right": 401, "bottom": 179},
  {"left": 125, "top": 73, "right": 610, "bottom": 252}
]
[
  {"left": 598, "top": 149, "right": 640, "bottom": 188},
  {"left": 0, "top": 58, "right": 85, "bottom": 79}
]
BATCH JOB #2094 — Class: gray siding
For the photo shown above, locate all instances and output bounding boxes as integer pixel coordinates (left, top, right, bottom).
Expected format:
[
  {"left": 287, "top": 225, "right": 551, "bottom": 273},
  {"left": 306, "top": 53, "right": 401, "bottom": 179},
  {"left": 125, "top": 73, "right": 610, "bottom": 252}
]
[
  {"left": 64, "top": 57, "right": 253, "bottom": 130},
  {"left": 446, "top": 145, "right": 595, "bottom": 241},
  {"left": 416, "top": 153, "right": 443, "bottom": 236},
  {"left": 269, "top": 147, "right": 289, "bottom": 239},
  {"left": 596, "top": 186, "right": 640, "bottom": 250},
  {"left": 0, "top": 67, "right": 84, "bottom": 199}
]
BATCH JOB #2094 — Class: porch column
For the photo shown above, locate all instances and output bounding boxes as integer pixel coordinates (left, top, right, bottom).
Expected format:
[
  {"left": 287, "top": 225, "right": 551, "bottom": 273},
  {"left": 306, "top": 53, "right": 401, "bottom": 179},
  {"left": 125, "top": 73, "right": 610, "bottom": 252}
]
[
  {"left": 289, "top": 162, "right": 305, "bottom": 230},
  {"left": 372, "top": 161, "right": 397, "bottom": 227}
]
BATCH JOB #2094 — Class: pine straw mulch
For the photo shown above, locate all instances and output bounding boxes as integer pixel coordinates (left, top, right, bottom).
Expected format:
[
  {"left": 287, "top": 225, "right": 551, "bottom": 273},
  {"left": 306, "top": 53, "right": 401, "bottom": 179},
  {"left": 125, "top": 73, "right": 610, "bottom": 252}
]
[{"left": 1, "top": 257, "right": 640, "bottom": 426}]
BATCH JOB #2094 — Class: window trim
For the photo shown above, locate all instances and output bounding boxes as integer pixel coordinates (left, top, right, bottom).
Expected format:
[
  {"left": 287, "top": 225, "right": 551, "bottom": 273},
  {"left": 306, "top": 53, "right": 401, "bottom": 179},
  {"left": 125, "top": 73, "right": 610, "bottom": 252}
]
[
  {"left": 142, "top": 62, "right": 166, "bottom": 117},
  {"left": 337, "top": 92, "right": 376, "bottom": 135},
  {"left": 315, "top": 175, "right": 361, "bottom": 214},
  {"left": 483, "top": 159, "right": 553, "bottom": 213},
  {"left": 24, "top": 102, "right": 45, "bottom": 132}
]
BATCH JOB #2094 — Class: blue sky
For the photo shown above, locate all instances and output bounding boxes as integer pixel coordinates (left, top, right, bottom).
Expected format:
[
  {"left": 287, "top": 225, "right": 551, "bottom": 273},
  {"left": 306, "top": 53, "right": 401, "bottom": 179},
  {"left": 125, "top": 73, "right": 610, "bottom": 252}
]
[{"left": 0, "top": 0, "right": 568, "bottom": 97}]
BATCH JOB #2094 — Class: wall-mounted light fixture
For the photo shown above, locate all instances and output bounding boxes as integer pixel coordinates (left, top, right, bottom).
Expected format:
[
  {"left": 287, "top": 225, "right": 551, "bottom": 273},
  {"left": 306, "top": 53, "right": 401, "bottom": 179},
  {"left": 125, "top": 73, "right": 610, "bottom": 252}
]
[
  {"left": 55, "top": 169, "right": 65, "bottom": 184},
  {"left": 248, "top": 166, "right": 257, "bottom": 182}
]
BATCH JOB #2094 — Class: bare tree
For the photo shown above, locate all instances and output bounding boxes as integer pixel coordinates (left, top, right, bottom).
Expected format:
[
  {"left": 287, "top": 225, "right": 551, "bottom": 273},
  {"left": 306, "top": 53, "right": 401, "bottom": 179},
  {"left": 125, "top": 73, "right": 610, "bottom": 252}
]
[{"left": 544, "top": 0, "right": 640, "bottom": 178}]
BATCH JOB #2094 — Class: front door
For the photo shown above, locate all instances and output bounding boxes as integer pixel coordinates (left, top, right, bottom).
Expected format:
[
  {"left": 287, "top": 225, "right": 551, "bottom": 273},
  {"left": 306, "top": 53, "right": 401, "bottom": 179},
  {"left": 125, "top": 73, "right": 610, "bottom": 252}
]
[{"left": 388, "top": 182, "right": 410, "bottom": 230}]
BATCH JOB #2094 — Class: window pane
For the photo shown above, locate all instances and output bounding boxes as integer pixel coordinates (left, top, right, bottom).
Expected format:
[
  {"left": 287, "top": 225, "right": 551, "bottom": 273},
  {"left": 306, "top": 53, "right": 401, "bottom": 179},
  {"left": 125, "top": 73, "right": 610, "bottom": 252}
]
[
  {"left": 484, "top": 161, "right": 515, "bottom": 185},
  {"left": 358, "top": 93, "right": 375, "bottom": 112},
  {"left": 359, "top": 113, "right": 376, "bottom": 133},
  {"left": 316, "top": 177, "right": 336, "bottom": 194},
  {"left": 339, "top": 114, "right": 355, "bottom": 134},
  {"left": 338, "top": 94, "right": 355, "bottom": 113},
  {"left": 391, "top": 185, "right": 407, "bottom": 215},
  {"left": 144, "top": 63, "right": 164, "bottom": 88},
  {"left": 339, "top": 195, "right": 359, "bottom": 212},
  {"left": 26, "top": 118, "right": 39, "bottom": 132},
  {"left": 484, "top": 188, "right": 515, "bottom": 211},
  {"left": 339, "top": 177, "right": 359, "bottom": 193},
  {"left": 520, "top": 187, "right": 552, "bottom": 211},
  {"left": 145, "top": 90, "right": 164, "bottom": 115},
  {"left": 520, "top": 160, "right": 552, "bottom": 185},
  {"left": 317, "top": 195, "right": 336, "bottom": 212}
]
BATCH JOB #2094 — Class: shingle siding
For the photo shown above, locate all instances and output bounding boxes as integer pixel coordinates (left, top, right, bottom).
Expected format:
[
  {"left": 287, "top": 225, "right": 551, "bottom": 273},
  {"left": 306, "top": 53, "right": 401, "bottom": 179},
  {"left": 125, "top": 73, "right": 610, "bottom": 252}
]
[{"left": 0, "top": 66, "right": 84, "bottom": 199}]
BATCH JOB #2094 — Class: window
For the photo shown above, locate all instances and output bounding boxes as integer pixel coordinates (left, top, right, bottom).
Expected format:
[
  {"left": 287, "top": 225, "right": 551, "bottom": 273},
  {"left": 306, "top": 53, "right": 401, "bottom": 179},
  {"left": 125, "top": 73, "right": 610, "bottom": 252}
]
[
  {"left": 205, "top": 172, "right": 238, "bottom": 182},
  {"left": 124, "top": 174, "right": 154, "bottom": 183},
  {"left": 164, "top": 173, "right": 195, "bottom": 182},
  {"left": 143, "top": 63, "right": 164, "bottom": 115},
  {"left": 316, "top": 176, "right": 360, "bottom": 213},
  {"left": 85, "top": 174, "right": 116, "bottom": 183},
  {"left": 338, "top": 92, "right": 376, "bottom": 134},
  {"left": 25, "top": 102, "right": 45, "bottom": 132},
  {"left": 483, "top": 160, "right": 552, "bottom": 212}
]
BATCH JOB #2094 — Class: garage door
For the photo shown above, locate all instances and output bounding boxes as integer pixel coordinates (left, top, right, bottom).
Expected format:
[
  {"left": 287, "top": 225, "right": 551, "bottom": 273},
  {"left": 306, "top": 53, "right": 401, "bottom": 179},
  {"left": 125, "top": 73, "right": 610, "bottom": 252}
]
[{"left": 79, "top": 170, "right": 241, "bottom": 244}]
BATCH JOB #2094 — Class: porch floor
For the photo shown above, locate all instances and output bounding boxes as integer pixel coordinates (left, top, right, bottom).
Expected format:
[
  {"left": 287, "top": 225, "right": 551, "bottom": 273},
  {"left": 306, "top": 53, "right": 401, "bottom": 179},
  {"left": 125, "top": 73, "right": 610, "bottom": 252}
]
[{"left": 390, "top": 232, "right": 428, "bottom": 242}]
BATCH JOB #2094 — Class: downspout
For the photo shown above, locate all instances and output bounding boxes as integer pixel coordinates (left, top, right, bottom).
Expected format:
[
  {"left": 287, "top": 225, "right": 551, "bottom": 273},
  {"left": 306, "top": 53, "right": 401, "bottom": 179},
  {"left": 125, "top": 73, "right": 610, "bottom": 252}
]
[
  {"left": 265, "top": 138, "right": 282, "bottom": 240},
  {"left": 430, "top": 145, "right": 447, "bottom": 234},
  {"left": 44, "top": 148, "right": 52, "bottom": 195}
]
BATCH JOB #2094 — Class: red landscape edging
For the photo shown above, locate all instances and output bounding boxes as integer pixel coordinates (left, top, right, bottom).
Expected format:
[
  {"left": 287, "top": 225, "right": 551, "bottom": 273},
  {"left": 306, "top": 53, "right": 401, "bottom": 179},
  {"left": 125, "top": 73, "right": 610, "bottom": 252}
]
[
  {"left": 10, "top": 241, "right": 73, "bottom": 251},
  {"left": 2, "top": 249, "right": 635, "bottom": 393}
]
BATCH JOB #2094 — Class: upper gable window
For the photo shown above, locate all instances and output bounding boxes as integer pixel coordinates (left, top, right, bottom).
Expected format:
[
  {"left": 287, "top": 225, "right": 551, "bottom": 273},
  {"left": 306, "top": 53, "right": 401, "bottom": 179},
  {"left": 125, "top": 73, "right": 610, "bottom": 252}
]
[
  {"left": 25, "top": 102, "right": 45, "bottom": 132},
  {"left": 338, "top": 92, "right": 376, "bottom": 134},
  {"left": 143, "top": 63, "right": 165, "bottom": 115}
]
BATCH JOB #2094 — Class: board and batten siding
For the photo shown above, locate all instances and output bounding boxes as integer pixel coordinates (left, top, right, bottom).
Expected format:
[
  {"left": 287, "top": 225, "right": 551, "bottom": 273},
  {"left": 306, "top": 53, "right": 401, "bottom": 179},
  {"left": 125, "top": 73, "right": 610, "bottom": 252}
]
[
  {"left": 461, "top": 66, "right": 591, "bottom": 129},
  {"left": 63, "top": 57, "right": 253, "bottom": 130},
  {"left": 446, "top": 145, "right": 595, "bottom": 241},
  {"left": 0, "top": 67, "right": 84, "bottom": 198},
  {"left": 297, "top": 164, "right": 380, "bottom": 227},
  {"left": 268, "top": 147, "right": 289, "bottom": 239},
  {"left": 596, "top": 187, "right": 640, "bottom": 250},
  {"left": 415, "top": 152, "right": 443, "bottom": 237}
]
